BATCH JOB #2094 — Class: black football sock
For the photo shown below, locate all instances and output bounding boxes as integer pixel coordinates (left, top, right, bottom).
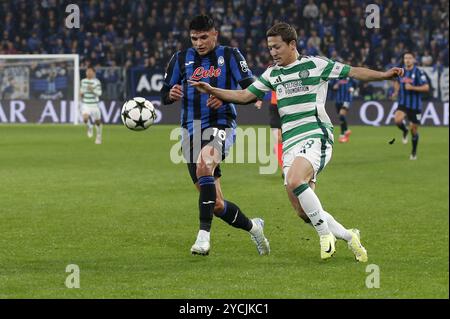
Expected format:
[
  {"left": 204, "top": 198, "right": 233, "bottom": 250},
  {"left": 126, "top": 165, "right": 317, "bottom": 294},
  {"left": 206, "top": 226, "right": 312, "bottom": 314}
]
[
  {"left": 198, "top": 176, "right": 216, "bottom": 232},
  {"left": 397, "top": 122, "right": 408, "bottom": 134},
  {"left": 411, "top": 133, "right": 419, "bottom": 155},
  {"left": 216, "top": 200, "right": 253, "bottom": 232},
  {"left": 339, "top": 114, "right": 348, "bottom": 134}
]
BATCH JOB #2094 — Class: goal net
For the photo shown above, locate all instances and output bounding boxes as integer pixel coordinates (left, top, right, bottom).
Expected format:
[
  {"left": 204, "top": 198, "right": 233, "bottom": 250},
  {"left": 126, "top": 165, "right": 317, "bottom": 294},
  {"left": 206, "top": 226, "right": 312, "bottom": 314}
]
[{"left": 0, "top": 54, "right": 80, "bottom": 124}]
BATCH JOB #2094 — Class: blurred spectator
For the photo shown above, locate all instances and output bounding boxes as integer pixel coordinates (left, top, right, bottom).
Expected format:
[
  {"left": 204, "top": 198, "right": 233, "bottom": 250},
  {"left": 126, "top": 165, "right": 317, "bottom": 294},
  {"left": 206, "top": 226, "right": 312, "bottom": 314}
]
[
  {"left": 307, "top": 30, "right": 322, "bottom": 55},
  {"left": 0, "top": 0, "right": 447, "bottom": 71},
  {"left": 303, "top": 0, "right": 319, "bottom": 19},
  {"left": 297, "top": 29, "right": 308, "bottom": 51},
  {"left": 4, "top": 41, "right": 17, "bottom": 54},
  {"left": 233, "top": 20, "right": 246, "bottom": 47},
  {"left": 102, "top": 67, "right": 121, "bottom": 100},
  {"left": 27, "top": 31, "right": 41, "bottom": 52},
  {"left": 421, "top": 50, "right": 434, "bottom": 66}
]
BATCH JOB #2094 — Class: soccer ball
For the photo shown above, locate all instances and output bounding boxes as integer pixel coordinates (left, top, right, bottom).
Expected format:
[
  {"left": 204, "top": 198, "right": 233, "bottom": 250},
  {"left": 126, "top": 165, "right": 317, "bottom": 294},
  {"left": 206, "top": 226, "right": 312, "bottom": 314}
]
[{"left": 121, "top": 97, "right": 157, "bottom": 131}]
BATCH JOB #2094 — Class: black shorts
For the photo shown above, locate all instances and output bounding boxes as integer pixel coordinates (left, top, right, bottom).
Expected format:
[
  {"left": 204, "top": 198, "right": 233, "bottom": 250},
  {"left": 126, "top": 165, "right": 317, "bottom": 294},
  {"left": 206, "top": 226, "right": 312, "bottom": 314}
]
[
  {"left": 269, "top": 104, "right": 281, "bottom": 129},
  {"left": 182, "top": 126, "right": 235, "bottom": 184},
  {"left": 396, "top": 105, "right": 422, "bottom": 124},
  {"left": 335, "top": 102, "right": 350, "bottom": 113}
]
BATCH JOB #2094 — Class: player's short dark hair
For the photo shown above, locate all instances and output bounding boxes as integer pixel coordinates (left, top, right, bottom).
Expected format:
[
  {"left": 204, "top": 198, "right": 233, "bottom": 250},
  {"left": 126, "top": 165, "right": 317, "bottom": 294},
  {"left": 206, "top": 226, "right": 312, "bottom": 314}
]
[
  {"left": 87, "top": 66, "right": 95, "bottom": 72},
  {"left": 403, "top": 51, "right": 415, "bottom": 58},
  {"left": 266, "top": 23, "right": 298, "bottom": 44},
  {"left": 189, "top": 15, "right": 215, "bottom": 32}
]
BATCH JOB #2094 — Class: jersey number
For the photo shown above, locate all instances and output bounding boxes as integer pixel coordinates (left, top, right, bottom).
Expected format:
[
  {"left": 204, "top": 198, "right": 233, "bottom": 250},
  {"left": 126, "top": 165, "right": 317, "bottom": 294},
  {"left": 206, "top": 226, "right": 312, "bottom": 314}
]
[
  {"left": 299, "top": 139, "right": 315, "bottom": 154},
  {"left": 212, "top": 128, "right": 226, "bottom": 141}
]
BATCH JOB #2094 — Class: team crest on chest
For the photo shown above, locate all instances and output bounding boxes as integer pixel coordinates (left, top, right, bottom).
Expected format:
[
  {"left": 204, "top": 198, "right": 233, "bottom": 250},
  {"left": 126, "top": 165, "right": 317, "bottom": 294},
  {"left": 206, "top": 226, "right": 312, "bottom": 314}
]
[
  {"left": 299, "top": 70, "right": 310, "bottom": 79},
  {"left": 218, "top": 56, "right": 224, "bottom": 66}
]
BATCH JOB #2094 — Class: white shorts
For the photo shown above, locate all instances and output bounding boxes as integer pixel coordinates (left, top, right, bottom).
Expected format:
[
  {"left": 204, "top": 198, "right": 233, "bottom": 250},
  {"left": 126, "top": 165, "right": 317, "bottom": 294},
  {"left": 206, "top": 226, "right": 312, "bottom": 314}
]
[
  {"left": 81, "top": 104, "right": 101, "bottom": 121},
  {"left": 282, "top": 138, "right": 333, "bottom": 185}
]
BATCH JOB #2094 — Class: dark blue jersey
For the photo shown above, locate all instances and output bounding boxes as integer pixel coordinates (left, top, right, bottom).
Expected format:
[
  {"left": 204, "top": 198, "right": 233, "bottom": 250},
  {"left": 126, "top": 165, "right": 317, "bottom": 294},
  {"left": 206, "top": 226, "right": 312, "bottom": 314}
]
[
  {"left": 330, "top": 77, "right": 354, "bottom": 104},
  {"left": 397, "top": 65, "right": 427, "bottom": 112},
  {"left": 161, "top": 45, "right": 254, "bottom": 136}
]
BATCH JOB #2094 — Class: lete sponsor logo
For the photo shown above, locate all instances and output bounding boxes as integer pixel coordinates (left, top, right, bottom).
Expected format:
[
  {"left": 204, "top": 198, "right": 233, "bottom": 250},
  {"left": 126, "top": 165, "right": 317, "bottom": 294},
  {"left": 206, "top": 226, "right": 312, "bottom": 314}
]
[{"left": 190, "top": 66, "right": 221, "bottom": 81}]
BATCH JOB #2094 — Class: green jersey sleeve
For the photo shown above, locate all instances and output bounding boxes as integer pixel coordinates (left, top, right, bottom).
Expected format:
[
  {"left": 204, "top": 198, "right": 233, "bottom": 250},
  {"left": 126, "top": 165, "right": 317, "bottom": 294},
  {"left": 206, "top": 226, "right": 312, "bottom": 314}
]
[{"left": 247, "top": 68, "right": 274, "bottom": 99}]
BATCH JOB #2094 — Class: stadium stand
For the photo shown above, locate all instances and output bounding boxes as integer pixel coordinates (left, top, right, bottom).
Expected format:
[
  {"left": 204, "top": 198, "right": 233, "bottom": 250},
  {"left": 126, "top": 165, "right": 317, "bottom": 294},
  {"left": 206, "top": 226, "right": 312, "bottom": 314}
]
[{"left": 0, "top": 0, "right": 448, "bottom": 99}]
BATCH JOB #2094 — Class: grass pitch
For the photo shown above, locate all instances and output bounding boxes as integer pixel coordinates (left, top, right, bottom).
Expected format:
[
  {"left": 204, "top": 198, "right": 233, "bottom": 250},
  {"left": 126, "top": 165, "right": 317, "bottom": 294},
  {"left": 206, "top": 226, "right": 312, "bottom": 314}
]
[{"left": 0, "top": 124, "right": 448, "bottom": 298}]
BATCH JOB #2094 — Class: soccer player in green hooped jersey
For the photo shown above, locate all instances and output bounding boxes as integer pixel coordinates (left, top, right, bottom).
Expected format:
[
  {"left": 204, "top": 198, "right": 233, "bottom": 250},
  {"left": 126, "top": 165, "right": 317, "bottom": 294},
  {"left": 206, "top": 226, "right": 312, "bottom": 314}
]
[
  {"left": 189, "top": 22, "right": 404, "bottom": 262},
  {"left": 80, "top": 66, "right": 103, "bottom": 144}
]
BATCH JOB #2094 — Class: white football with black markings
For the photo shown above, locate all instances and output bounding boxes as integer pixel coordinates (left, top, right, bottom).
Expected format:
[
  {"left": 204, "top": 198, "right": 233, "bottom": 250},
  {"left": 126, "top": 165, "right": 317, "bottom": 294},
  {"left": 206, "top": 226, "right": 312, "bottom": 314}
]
[{"left": 121, "top": 97, "right": 157, "bottom": 131}]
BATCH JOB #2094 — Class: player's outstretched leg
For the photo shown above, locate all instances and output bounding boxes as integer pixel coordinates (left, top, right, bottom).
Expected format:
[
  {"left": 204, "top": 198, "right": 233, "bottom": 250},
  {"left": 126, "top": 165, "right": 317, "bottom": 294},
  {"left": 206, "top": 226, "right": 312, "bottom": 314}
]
[
  {"left": 321, "top": 211, "right": 368, "bottom": 262},
  {"left": 214, "top": 200, "right": 270, "bottom": 255},
  {"left": 287, "top": 185, "right": 367, "bottom": 262},
  {"left": 293, "top": 183, "right": 336, "bottom": 260},
  {"left": 286, "top": 157, "right": 335, "bottom": 259},
  {"left": 191, "top": 175, "right": 216, "bottom": 255}
]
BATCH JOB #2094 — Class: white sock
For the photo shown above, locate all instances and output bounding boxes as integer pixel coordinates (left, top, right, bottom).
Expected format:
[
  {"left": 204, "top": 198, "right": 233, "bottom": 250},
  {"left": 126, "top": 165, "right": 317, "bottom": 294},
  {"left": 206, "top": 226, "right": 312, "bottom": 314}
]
[
  {"left": 295, "top": 184, "right": 330, "bottom": 236},
  {"left": 321, "top": 211, "right": 352, "bottom": 241},
  {"left": 95, "top": 124, "right": 102, "bottom": 137},
  {"left": 86, "top": 121, "right": 93, "bottom": 130}
]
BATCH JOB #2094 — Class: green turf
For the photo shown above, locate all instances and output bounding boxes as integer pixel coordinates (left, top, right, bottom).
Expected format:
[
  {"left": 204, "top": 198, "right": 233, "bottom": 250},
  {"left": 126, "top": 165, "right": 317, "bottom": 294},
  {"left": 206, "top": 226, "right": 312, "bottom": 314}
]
[{"left": 0, "top": 124, "right": 448, "bottom": 298}]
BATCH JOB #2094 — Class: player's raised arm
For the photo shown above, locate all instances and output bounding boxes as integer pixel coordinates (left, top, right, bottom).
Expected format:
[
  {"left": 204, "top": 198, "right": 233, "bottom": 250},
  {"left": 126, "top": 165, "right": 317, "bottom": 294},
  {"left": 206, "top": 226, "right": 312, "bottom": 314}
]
[
  {"left": 188, "top": 80, "right": 257, "bottom": 104},
  {"left": 349, "top": 66, "right": 404, "bottom": 82}
]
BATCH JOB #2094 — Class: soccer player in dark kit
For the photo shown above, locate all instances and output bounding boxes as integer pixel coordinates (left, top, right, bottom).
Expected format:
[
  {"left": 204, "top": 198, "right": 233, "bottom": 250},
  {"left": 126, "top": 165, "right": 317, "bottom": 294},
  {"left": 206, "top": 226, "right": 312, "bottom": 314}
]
[
  {"left": 393, "top": 52, "right": 430, "bottom": 160},
  {"left": 329, "top": 71, "right": 356, "bottom": 143},
  {"left": 161, "top": 15, "right": 270, "bottom": 256}
]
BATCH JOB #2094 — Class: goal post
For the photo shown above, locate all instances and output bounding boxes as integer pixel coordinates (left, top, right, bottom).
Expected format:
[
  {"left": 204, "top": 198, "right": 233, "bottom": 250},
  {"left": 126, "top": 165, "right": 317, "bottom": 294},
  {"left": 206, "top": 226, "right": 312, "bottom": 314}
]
[{"left": 0, "top": 54, "right": 80, "bottom": 124}]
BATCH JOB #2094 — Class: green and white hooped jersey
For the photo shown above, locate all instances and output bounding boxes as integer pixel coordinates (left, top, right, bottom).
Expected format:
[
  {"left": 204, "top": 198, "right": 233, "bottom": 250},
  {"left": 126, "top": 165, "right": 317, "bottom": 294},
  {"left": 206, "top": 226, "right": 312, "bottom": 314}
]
[
  {"left": 80, "top": 78, "right": 102, "bottom": 105},
  {"left": 248, "top": 56, "right": 351, "bottom": 152}
]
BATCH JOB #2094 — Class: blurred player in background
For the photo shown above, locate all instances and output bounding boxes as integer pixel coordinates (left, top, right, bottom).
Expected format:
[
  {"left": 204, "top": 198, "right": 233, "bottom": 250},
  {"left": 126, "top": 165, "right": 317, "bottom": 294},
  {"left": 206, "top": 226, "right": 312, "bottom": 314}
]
[
  {"left": 190, "top": 22, "right": 405, "bottom": 262},
  {"left": 393, "top": 52, "right": 430, "bottom": 160},
  {"left": 269, "top": 91, "right": 283, "bottom": 169},
  {"left": 80, "top": 67, "right": 103, "bottom": 144},
  {"left": 0, "top": 76, "right": 15, "bottom": 99},
  {"left": 255, "top": 90, "right": 283, "bottom": 171},
  {"left": 161, "top": 15, "right": 270, "bottom": 256},
  {"left": 329, "top": 70, "right": 356, "bottom": 143}
]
